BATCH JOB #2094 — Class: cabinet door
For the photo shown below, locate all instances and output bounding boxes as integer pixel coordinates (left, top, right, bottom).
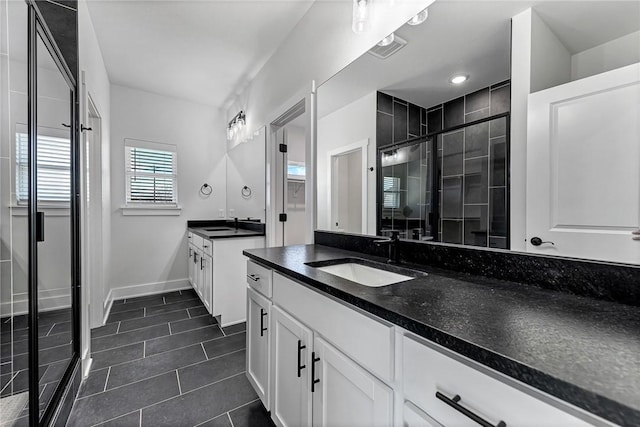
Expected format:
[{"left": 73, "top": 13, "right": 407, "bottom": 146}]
[
  {"left": 201, "top": 254, "right": 212, "bottom": 313},
  {"left": 188, "top": 245, "right": 194, "bottom": 286},
  {"left": 193, "top": 250, "right": 201, "bottom": 295},
  {"left": 312, "top": 337, "right": 393, "bottom": 427},
  {"left": 403, "top": 401, "right": 442, "bottom": 427},
  {"left": 271, "top": 306, "right": 312, "bottom": 427},
  {"left": 247, "top": 287, "right": 271, "bottom": 409}
]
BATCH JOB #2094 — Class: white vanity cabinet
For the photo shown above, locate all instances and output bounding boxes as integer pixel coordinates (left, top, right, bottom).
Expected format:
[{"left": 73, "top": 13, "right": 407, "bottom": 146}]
[
  {"left": 188, "top": 231, "right": 264, "bottom": 326},
  {"left": 245, "top": 259, "right": 605, "bottom": 427}
]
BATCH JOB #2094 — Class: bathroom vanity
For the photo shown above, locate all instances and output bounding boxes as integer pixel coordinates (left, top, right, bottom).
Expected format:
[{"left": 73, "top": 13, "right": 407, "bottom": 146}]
[
  {"left": 243, "top": 236, "right": 639, "bottom": 427},
  {"left": 187, "top": 220, "right": 264, "bottom": 327}
]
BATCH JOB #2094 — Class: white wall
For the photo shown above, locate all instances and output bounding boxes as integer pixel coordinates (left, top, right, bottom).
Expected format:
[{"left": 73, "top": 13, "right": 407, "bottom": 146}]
[
  {"left": 108, "top": 85, "right": 226, "bottom": 296},
  {"left": 317, "top": 91, "right": 376, "bottom": 234},
  {"left": 571, "top": 30, "right": 640, "bottom": 81},
  {"left": 530, "top": 10, "right": 572, "bottom": 93}
]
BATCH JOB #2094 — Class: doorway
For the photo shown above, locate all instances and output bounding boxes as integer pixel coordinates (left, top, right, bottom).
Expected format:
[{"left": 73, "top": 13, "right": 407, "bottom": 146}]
[{"left": 328, "top": 140, "right": 368, "bottom": 234}]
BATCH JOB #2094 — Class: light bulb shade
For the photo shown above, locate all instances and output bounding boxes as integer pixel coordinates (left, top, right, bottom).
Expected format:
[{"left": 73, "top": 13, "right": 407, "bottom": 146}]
[
  {"left": 450, "top": 74, "right": 469, "bottom": 84},
  {"left": 378, "top": 33, "right": 395, "bottom": 47},
  {"left": 352, "top": 0, "right": 372, "bottom": 33},
  {"left": 407, "top": 8, "right": 428, "bottom": 26}
]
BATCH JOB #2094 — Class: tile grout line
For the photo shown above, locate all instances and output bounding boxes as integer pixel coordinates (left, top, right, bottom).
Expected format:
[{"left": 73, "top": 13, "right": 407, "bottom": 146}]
[
  {"left": 168, "top": 322, "right": 172, "bottom": 335},
  {"left": 116, "top": 321, "right": 121, "bottom": 334},
  {"left": 103, "top": 367, "right": 111, "bottom": 392},
  {"left": 195, "top": 398, "right": 260, "bottom": 427},
  {"left": 227, "top": 412, "right": 235, "bottom": 427},
  {"left": 139, "top": 409, "right": 142, "bottom": 427},
  {"left": 175, "top": 370, "right": 182, "bottom": 395},
  {"left": 79, "top": 349, "right": 247, "bottom": 401},
  {"left": 200, "top": 342, "right": 208, "bottom": 359},
  {"left": 97, "top": 310, "right": 203, "bottom": 339},
  {"left": 143, "top": 341, "right": 146, "bottom": 358}
]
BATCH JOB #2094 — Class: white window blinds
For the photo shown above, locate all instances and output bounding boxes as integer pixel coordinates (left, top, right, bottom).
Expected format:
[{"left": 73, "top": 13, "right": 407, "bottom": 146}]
[
  {"left": 383, "top": 176, "right": 400, "bottom": 209},
  {"left": 16, "top": 132, "right": 71, "bottom": 204},
  {"left": 125, "top": 140, "right": 177, "bottom": 205}
]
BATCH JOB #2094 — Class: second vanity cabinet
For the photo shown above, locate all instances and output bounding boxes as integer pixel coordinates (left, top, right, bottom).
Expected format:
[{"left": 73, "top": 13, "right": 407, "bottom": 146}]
[{"left": 245, "top": 258, "right": 606, "bottom": 427}]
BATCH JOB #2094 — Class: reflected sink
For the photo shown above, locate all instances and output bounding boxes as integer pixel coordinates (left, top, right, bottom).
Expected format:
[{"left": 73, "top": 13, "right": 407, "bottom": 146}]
[{"left": 306, "top": 258, "right": 426, "bottom": 287}]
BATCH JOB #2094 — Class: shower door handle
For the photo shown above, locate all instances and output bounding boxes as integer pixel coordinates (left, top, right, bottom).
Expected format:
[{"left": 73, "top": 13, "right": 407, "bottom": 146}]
[{"left": 36, "top": 211, "right": 45, "bottom": 242}]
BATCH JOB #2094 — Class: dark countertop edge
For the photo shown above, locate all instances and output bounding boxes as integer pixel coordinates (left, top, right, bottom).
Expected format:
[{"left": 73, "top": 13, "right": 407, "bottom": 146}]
[
  {"left": 188, "top": 228, "right": 265, "bottom": 240},
  {"left": 243, "top": 250, "right": 637, "bottom": 426}
]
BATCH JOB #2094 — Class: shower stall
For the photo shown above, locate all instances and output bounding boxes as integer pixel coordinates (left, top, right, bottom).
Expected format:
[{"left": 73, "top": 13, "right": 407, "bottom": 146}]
[{"left": 1, "top": 0, "right": 81, "bottom": 425}]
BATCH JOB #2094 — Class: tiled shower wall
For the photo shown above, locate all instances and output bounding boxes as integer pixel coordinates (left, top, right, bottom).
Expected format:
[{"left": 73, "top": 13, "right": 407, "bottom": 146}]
[{"left": 376, "top": 81, "right": 511, "bottom": 249}]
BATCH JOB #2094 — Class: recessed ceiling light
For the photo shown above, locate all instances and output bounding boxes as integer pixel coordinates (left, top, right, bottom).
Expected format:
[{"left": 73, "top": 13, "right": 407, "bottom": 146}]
[
  {"left": 407, "top": 8, "right": 428, "bottom": 26},
  {"left": 378, "top": 33, "right": 395, "bottom": 47},
  {"left": 450, "top": 74, "right": 469, "bottom": 85}
]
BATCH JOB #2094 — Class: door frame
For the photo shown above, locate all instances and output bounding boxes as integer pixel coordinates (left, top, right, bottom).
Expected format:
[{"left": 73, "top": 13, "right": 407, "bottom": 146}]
[{"left": 327, "top": 139, "right": 368, "bottom": 234}]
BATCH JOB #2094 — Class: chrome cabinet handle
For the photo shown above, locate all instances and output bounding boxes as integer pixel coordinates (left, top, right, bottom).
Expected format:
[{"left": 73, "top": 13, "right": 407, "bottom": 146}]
[{"left": 436, "top": 392, "right": 506, "bottom": 427}]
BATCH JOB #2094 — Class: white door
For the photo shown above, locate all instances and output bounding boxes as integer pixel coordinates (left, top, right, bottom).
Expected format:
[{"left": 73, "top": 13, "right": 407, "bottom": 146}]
[
  {"left": 201, "top": 254, "right": 212, "bottom": 314},
  {"left": 312, "top": 337, "right": 393, "bottom": 427},
  {"left": 526, "top": 63, "right": 640, "bottom": 264},
  {"left": 330, "top": 148, "right": 364, "bottom": 234},
  {"left": 246, "top": 287, "right": 271, "bottom": 409},
  {"left": 194, "top": 250, "right": 203, "bottom": 298},
  {"left": 188, "top": 245, "right": 194, "bottom": 286},
  {"left": 270, "top": 306, "right": 313, "bottom": 427}
]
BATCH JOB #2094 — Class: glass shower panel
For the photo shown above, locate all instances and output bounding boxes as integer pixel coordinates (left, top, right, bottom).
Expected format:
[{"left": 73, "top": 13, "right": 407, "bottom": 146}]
[
  {"left": 436, "top": 116, "right": 509, "bottom": 248},
  {"left": 1, "top": 0, "right": 30, "bottom": 424},
  {"left": 35, "top": 34, "right": 73, "bottom": 418}
]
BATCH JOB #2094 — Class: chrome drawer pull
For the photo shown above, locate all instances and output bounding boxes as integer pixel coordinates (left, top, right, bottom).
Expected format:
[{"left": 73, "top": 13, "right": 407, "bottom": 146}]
[{"left": 435, "top": 392, "right": 506, "bottom": 427}]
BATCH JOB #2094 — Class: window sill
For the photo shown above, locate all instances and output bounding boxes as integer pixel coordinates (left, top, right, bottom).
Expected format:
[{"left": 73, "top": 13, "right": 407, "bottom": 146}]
[
  {"left": 11, "top": 205, "right": 70, "bottom": 217},
  {"left": 121, "top": 205, "right": 182, "bottom": 216}
]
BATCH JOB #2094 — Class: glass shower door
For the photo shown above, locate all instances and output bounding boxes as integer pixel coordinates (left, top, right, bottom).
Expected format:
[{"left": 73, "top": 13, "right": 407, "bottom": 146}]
[{"left": 34, "top": 31, "right": 74, "bottom": 420}]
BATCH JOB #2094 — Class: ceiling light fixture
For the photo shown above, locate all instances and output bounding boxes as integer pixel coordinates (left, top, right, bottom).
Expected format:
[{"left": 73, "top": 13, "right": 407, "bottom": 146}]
[
  {"left": 407, "top": 8, "right": 428, "bottom": 26},
  {"left": 352, "top": 0, "right": 372, "bottom": 34},
  {"left": 227, "top": 110, "right": 246, "bottom": 141},
  {"left": 378, "top": 33, "right": 395, "bottom": 47},
  {"left": 450, "top": 74, "right": 469, "bottom": 85}
]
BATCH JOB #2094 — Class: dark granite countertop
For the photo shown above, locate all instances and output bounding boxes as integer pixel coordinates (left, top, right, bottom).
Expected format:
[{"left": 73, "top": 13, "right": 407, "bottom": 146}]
[
  {"left": 243, "top": 244, "right": 640, "bottom": 426},
  {"left": 189, "top": 226, "right": 264, "bottom": 240}
]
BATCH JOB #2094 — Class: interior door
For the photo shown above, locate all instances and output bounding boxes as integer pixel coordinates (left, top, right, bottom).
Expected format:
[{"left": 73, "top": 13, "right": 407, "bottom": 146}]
[{"left": 526, "top": 63, "right": 640, "bottom": 264}]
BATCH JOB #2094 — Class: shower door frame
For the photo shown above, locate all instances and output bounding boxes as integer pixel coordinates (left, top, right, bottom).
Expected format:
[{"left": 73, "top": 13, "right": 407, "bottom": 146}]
[{"left": 27, "top": 2, "right": 81, "bottom": 425}]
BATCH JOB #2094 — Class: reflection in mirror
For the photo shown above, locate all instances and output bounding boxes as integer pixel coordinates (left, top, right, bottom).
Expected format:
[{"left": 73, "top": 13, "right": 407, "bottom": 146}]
[
  {"left": 1, "top": 0, "right": 30, "bottom": 424},
  {"left": 226, "top": 126, "right": 266, "bottom": 222},
  {"left": 317, "top": 1, "right": 640, "bottom": 265},
  {"left": 35, "top": 33, "right": 74, "bottom": 418}
]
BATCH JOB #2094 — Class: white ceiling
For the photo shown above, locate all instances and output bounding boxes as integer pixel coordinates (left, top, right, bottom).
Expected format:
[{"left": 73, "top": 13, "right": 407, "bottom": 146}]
[
  {"left": 86, "top": 0, "right": 315, "bottom": 109},
  {"left": 318, "top": 0, "right": 640, "bottom": 116}
]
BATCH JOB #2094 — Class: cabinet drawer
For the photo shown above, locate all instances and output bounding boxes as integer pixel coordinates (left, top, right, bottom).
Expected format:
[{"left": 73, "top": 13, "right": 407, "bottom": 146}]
[
  {"left": 402, "top": 334, "right": 594, "bottom": 427},
  {"left": 201, "top": 238, "right": 212, "bottom": 256},
  {"left": 191, "top": 234, "right": 204, "bottom": 250},
  {"left": 273, "top": 272, "right": 393, "bottom": 383},
  {"left": 246, "top": 260, "right": 272, "bottom": 298}
]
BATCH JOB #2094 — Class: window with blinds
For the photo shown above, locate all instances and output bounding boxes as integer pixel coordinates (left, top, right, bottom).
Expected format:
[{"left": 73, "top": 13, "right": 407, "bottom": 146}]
[
  {"left": 383, "top": 176, "right": 400, "bottom": 209},
  {"left": 15, "top": 132, "right": 71, "bottom": 204},
  {"left": 125, "top": 141, "right": 177, "bottom": 205}
]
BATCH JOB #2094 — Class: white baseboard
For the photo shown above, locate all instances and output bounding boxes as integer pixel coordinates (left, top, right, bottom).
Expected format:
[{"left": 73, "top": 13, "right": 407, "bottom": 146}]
[
  {"left": 108, "top": 278, "right": 191, "bottom": 304},
  {"left": 1, "top": 289, "right": 72, "bottom": 317},
  {"left": 103, "top": 288, "right": 114, "bottom": 325}
]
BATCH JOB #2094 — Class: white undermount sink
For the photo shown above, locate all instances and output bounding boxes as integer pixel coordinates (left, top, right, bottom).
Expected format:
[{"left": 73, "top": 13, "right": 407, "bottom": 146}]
[{"left": 315, "top": 262, "right": 413, "bottom": 287}]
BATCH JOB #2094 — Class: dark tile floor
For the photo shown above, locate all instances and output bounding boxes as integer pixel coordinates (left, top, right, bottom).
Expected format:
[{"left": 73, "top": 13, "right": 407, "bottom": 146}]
[
  {"left": 67, "top": 289, "right": 274, "bottom": 427},
  {"left": 1, "top": 307, "right": 73, "bottom": 422}
]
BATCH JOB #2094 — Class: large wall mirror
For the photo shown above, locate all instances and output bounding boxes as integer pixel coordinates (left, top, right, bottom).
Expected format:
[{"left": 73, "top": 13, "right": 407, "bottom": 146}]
[
  {"left": 226, "top": 126, "right": 266, "bottom": 222},
  {"left": 316, "top": 0, "right": 640, "bottom": 265}
]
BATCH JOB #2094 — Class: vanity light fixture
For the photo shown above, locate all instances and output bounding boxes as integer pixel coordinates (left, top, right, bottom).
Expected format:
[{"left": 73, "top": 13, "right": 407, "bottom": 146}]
[
  {"left": 352, "top": 0, "right": 372, "bottom": 33},
  {"left": 227, "top": 110, "right": 246, "bottom": 140},
  {"left": 450, "top": 74, "right": 469, "bottom": 85},
  {"left": 378, "top": 33, "right": 395, "bottom": 47},
  {"left": 407, "top": 8, "right": 428, "bottom": 26}
]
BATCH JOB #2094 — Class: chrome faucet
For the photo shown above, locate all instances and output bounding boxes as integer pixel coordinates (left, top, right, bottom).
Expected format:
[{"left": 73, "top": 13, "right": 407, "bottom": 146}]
[{"left": 374, "top": 231, "right": 400, "bottom": 264}]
